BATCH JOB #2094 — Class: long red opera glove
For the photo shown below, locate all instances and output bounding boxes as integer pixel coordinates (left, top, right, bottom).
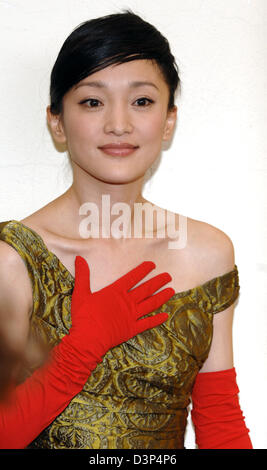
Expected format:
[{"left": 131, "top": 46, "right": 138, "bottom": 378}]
[
  {"left": 191, "top": 367, "right": 253, "bottom": 449},
  {"left": 0, "top": 257, "right": 174, "bottom": 449}
]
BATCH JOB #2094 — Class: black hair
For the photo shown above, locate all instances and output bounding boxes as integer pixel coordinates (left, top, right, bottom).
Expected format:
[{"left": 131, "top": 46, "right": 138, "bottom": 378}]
[{"left": 49, "top": 9, "right": 181, "bottom": 115}]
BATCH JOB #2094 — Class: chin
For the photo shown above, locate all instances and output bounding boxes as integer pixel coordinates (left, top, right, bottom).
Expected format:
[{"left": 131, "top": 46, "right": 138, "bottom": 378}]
[
  {"left": 98, "top": 174, "right": 144, "bottom": 185},
  {"left": 92, "top": 168, "right": 146, "bottom": 185}
]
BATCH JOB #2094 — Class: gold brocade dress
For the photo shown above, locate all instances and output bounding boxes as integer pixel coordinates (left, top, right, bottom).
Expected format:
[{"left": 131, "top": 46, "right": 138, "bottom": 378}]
[{"left": 0, "top": 220, "right": 240, "bottom": 449}]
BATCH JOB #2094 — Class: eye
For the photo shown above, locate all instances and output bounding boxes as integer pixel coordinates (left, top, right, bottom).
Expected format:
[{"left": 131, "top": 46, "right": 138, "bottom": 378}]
[
  {"left": 80, "top": 98, "right": 102, "bottom": 108},
  {"left": 134, "top": 97, "right": 154, "bottom": 107}
]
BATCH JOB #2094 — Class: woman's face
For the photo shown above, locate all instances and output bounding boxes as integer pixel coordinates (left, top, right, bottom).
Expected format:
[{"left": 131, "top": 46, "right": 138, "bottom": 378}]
[{"left": 48, "top": 59, "right": 177, "bottom": 184}]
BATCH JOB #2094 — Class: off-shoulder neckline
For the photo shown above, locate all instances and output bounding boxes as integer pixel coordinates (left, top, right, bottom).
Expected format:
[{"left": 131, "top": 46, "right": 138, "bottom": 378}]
[{"left": 2, "top": 220, "right": 238, "bottom": 299}]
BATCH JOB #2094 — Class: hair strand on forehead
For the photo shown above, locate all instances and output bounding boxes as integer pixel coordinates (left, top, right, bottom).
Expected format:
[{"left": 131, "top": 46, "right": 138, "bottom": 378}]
[{"left": 49, "top": 9, "right": 181, "bottom": 116}]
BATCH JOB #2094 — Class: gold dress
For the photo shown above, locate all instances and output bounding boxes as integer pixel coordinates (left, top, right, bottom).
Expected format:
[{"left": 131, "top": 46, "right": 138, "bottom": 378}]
[{"left": 0, "top": 220, "right": 240, "bottom": 449}]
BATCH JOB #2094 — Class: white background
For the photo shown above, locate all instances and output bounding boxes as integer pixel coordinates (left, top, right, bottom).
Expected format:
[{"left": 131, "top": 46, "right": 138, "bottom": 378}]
[{"left": 0, "top": 0, "right": 266, "bottom": 449}]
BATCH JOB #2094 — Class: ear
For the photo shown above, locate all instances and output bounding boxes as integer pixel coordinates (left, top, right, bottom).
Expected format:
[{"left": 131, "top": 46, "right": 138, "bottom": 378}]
[
  {"left": 162, "top": 105, "right": 177, "bottom": 141},
  {"left": 46, "top": 105, "right": 67, "bottom": 144}
]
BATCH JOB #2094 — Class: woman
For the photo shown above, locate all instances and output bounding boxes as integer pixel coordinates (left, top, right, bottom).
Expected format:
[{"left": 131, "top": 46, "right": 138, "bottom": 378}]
[{"left": 0, "top": 10, "right": 252, "bottom": 449}]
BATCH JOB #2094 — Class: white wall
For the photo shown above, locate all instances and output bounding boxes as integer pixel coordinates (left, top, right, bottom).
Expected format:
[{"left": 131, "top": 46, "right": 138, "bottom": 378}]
[{"left": 0, "top": 0, "right": 266, "bottom": 449}]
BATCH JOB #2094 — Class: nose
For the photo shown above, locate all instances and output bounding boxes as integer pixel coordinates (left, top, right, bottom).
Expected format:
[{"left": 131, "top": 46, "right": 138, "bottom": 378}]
[{"left": 104, "top": 102, "right": 133, "bottom": 135}]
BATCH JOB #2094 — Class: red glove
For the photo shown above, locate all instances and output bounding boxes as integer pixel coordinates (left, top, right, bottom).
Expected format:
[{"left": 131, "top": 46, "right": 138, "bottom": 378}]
[
  {"left": 191, "top": 367, "right": 253, "bottom": 449},
  {"left": 0, "top": 257, "right": 174, "bottom": 449}
]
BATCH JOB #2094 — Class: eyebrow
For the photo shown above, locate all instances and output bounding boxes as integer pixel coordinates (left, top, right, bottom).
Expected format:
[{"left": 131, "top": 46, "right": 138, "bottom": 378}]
[{"left": 74, "top": 80, "right": 159, "bottom": 91}]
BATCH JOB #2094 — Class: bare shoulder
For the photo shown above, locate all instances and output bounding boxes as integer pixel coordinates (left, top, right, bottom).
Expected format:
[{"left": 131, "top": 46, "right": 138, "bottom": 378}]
[
  {"left": 187, "top": 216, "right": 236, "bottom": 279},
  {"left": 183, "top": 217, "right": 237, "bottom": 373},
  {"left": 161, "top": 211, "right": 236, "bottom": 287},
  {"left": 188, "top": 219, "right": 237, "bottom": 372},
  {"left": 140, "top": 199, "right": 236, "bottom": 287},
  {"left": 20, "top": 189, "right": 70, "bottom": 228}
]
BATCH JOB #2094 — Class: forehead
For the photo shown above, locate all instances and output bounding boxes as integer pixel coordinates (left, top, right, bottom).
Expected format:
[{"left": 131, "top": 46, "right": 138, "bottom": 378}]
[{"left": 74, "top": 59, "right": 167, "bottom": 90}]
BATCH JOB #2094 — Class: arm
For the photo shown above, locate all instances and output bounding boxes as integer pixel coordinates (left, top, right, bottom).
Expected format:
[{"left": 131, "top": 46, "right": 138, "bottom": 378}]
[
  {"left": 0, "top": 255, "right": 174, "bottom": 449},
  {"left": 191, "top": 232, "right": 253, "bottom": 449},
  {"left": 199, "top": 302, "right": 234, "bottom": 374},
  {"left": 0, "top": 241, "right": 32, "bottom": 398}
]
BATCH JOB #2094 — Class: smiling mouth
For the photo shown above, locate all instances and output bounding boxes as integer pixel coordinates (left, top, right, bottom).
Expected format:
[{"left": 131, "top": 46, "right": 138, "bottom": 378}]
[{"left": 98, "top": 145, "right": 139, "bottom": 156}]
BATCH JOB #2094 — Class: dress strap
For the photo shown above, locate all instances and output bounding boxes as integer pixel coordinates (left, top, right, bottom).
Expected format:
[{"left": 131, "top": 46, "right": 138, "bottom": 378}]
[
  {"left": 206, "top": 265, "right": 240, "bottom": 314},
  {"left": 0, "top": 220, "right": 44, "bottom": 264}
]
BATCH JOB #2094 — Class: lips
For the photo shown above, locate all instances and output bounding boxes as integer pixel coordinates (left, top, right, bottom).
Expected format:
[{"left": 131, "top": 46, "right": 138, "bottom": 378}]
[
  {"left": 99, "top": 143, "right": 138, "bottom": 149},
  {"left": 98, "top": 143, "right": 139, "bottom": 156}
]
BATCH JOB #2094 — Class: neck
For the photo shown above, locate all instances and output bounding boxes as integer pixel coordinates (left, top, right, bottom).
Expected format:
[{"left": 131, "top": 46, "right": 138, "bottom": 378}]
[
  {"left": 62, "top": 167, "right": 148, "bottom": 241},
  {"left": 71, "top": 170, "right": 145, "bottom": 207}
]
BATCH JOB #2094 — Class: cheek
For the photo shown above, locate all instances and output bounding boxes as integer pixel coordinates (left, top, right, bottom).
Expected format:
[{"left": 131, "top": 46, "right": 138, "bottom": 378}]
[
  {"left": 141, "top": 114, "right": 166, "bottom": 142},
  {"left": 64, "top": 114, "right": 97, "bottom": 147}
]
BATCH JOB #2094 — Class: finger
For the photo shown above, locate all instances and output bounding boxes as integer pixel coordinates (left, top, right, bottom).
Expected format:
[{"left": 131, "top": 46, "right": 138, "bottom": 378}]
[
  {"left": 135, "top": 312, "right": 169, "bottom": 334},
  {"left": 111, "top": 261, "right": 156, "bottom": 291},
  {"left": 137, "top": 288, "right": 175, "bottom": 317},
  {"left": 73, "top": 256, "right": 91, "bottom": 295},
  {"left": 129, "top": 272, "right": 172, "bottom": 303}
]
